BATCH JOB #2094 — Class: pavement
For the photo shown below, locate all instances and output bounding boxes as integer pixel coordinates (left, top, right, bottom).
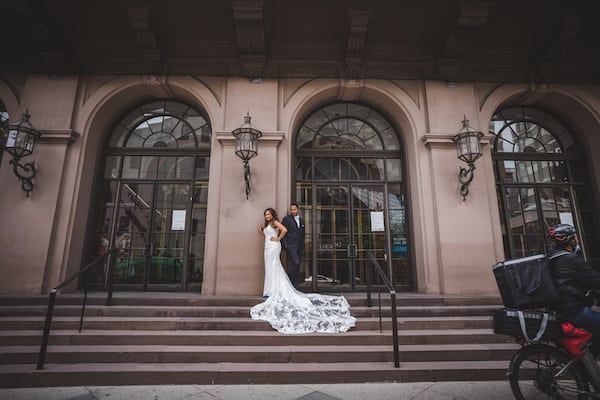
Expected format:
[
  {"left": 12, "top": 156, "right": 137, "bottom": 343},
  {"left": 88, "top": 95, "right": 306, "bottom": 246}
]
[{"left": 0, "top": 382, "right": 514, "bottom": 400}]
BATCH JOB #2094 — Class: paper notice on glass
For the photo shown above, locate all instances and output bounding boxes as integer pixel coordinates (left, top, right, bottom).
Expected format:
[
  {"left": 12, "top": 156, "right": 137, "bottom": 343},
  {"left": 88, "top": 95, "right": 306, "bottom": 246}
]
[
  {"left": 171, "top": 210, "right": 186, "bottom": 231},
  {"left": 370, "top": 211, "right": 385, "bottom": 232},
  {"left": 559, "top": 212, "right": 574, "bottom": 226}
]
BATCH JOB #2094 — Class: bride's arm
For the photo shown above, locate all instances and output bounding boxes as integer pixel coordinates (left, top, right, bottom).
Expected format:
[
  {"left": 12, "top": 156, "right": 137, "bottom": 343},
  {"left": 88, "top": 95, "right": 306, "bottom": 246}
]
[{"left": 271, "top": 220, "right": 288, "bottom": 242}]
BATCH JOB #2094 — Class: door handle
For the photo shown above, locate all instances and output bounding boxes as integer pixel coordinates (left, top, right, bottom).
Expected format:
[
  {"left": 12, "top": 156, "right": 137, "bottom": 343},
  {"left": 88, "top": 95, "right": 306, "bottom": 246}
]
[
  {"left": 347, "top": 244, "right": 357, "bottom": 258},
  {"left": 143, "top": 243, "right": 154, "bottom": 257}
]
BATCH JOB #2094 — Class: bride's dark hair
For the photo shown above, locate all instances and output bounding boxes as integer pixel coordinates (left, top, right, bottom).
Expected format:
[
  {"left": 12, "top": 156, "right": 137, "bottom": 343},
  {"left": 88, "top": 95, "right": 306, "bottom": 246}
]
[{"left": 263, "top": 207, "right": 279, "bottom": 228}]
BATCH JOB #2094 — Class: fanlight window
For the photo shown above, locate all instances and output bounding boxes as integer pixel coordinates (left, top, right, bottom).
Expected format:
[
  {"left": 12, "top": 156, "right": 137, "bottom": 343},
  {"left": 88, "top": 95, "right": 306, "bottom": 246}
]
[
  {"left": 297, "top": 103, "right": 400, "bottom": 151},
  {"left": 109, "top": 101, "right": 211, "bottom": 149},
  {"left": 491, "top": 107, "right": 575, "bottom": 154}
]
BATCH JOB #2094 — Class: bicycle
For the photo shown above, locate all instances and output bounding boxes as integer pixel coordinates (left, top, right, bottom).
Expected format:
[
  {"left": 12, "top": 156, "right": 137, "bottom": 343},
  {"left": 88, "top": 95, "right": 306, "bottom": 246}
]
[{"left": 507, "top": 323, "right": 600, "bottom": 399}]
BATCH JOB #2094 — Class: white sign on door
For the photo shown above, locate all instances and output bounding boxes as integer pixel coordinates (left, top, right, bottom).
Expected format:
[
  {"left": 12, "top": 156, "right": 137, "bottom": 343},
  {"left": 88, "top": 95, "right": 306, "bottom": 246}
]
[
  {"left": 171, "top": 210, "right": 186, "bottom": 231},
  {"left": 370, "top": 211, "right": 385, "bottom": 232}
]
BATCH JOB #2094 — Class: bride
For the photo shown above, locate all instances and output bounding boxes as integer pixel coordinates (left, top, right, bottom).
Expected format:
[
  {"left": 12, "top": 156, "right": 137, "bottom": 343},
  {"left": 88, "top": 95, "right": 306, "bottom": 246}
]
[{"left": 250, "top": 207, "right": 356, "bottom": 334}]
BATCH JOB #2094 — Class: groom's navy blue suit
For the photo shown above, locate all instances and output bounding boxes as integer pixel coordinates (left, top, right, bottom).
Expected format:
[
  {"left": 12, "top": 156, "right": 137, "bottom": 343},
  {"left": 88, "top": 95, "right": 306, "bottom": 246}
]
[{"left": 281, "top": 214, "right": 305, "bottom": 288}]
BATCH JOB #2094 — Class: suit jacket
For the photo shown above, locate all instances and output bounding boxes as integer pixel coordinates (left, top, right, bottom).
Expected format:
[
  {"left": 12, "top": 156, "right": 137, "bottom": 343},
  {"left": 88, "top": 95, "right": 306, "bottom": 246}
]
[{"left": 281, "top": 215, "right": 305, "bottom": 250}]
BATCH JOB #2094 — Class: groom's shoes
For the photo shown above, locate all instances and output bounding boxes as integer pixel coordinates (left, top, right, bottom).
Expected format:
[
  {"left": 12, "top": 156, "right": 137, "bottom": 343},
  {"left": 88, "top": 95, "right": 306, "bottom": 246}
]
[{"left": 262, "top": 295, "right": 269, "bottom": 299}]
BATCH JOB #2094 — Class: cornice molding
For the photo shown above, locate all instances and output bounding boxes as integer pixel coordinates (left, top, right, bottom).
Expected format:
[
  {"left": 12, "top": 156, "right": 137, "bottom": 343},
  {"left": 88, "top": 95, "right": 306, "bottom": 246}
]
[
  {"left": 421, "top": 133, "right": 491, "bottom": 148},
  {"left": 215, "top": 131, "right": 284, "bottom": 146},
  {"left": 37, "top": 129, "right": 80, "bottom": 144}
]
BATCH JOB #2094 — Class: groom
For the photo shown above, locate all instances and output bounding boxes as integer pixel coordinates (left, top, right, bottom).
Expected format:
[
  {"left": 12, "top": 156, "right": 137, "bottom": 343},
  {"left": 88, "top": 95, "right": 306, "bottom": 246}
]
[{"left": 281, "top": 203, "right": 305, "bottom": 289}]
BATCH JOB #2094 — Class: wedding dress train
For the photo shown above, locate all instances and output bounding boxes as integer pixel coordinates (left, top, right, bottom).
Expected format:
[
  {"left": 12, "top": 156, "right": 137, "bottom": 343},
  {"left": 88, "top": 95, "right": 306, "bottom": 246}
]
[{"left": 250, "top": 225, "right": 356, "bottom": 334}]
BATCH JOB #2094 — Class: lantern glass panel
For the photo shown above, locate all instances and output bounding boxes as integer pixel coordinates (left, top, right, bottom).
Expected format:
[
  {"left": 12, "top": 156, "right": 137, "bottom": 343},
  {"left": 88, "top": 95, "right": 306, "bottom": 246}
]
[{"left": 5, "top": 128, "right": 31, "bottom": 158}]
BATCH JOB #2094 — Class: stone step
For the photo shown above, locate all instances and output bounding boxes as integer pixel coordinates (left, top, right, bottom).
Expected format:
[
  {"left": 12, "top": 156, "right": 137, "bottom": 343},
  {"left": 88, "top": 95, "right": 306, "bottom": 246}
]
[
  {"left": 0, "top": 315, "right": 493, "bottom": 331},
  {"left": 0, "top": 360, "right": 511, "bottom": 387},
  {"left": 0, "top": 293, "right": 503, "bottom": 307},
  {"left": 0, "top": 293, "right": 509, "bottom": 388},
  {"left": 0, "top": 329, "right": 511, "bottom": 346},
  {"left": 0, "top": 304, "right": 498, "bottom": 318},
  {"left": 0, "top": 343, "right": 519, "bottom": 365}
]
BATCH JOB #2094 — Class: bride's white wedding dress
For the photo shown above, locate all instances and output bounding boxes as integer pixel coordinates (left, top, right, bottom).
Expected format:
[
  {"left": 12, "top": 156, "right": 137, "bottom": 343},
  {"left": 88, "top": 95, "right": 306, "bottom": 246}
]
[{"left": 250, "top": 224, "right": 356, "bottom": 334}]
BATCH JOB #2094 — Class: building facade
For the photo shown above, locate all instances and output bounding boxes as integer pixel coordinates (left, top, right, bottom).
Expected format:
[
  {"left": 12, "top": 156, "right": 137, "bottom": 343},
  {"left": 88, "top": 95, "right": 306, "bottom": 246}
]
[{"left": 1, "top": 1, "right": 599, "bottom": 296}]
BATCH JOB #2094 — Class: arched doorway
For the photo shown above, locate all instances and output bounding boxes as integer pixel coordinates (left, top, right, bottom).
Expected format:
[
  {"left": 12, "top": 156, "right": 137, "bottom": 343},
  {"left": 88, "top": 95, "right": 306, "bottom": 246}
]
[
  {"left": 87, "top": 100, "right": 211, "bottom": 291},
  {"left": 294, "top": 102, "right": 411, "bottom": 291},
  {"left": 491, "top": 106, "right": 600, "bottom": 268}
]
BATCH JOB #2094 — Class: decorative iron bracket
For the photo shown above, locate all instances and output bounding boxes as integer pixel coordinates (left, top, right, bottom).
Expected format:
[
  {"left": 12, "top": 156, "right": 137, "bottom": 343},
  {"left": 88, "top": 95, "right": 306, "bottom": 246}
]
[
  {"left": 9, "top": 157, "right": 37, "bottom": 197},
  {"left": 243, "top": 159, "right": 251, "bottom": 199},
  {"left": 458, "top": 162, "right": 476, "bottom": 201}
]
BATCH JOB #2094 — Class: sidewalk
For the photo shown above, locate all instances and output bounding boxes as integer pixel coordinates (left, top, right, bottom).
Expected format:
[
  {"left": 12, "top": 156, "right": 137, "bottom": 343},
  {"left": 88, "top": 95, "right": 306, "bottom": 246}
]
[{"left": 0, "top": 382, "right": 513, "bottom": 400}]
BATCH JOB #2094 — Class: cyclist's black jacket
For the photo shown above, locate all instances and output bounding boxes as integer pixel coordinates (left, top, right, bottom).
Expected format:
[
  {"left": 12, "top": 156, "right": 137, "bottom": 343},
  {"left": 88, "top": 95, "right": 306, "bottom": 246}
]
[{"left": 549, "top": 249, "right": 600, "bottom": 318}]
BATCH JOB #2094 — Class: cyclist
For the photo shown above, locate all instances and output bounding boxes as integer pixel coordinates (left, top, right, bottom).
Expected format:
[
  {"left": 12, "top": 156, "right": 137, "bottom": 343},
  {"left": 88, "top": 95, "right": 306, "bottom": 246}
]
[{"left": 549, "top": 223, "right": 600, "bottom": 355}]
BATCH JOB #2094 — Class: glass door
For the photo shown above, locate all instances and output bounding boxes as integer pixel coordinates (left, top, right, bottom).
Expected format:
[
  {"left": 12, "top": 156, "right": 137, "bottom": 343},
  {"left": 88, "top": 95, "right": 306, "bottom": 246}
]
[
  {"left": 350, "top": 184, "right": 387, "bottom": 288},
  {"left": 301, "top": 183, "right": 388, "bottom": 291},
  {"left": 111, "top": 181, "right": 190, "bottom": 289}
]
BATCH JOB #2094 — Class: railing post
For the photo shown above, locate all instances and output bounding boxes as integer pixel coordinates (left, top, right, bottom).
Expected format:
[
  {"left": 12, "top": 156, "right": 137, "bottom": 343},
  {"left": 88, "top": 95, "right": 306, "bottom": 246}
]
[
  {"left": 390, "top": 291, "right": 400, "bottom": 368},
  {"left": 366, "top": 255, "right": 372, "bottom": 308},
  {"left": 37, "top": 288, "right": 57, "bottom": 370},
  {"left": 378, "top": 274, "right": 383, "bottom": 332},
  {"left": 79, "top": 289, "right": 88, "bottom": 333},
  {"left": 106, "top": 249, "right": 115, "bottom": 306}
]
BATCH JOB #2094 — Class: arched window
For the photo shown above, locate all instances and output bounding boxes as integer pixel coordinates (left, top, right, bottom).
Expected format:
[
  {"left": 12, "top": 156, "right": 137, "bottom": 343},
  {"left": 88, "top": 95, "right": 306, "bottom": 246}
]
[
  {"left": 491, "top": 106, "right": 599, "bottom": 267},
  {"left": 88, "top": 100, "right": 211, "bottom": 290},
  {"left": 295, "top": 102, "right": 411, "bottom": 291}
]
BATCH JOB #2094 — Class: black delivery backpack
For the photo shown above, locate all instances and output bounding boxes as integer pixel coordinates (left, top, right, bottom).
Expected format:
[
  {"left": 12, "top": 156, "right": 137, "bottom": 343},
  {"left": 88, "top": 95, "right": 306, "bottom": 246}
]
[{"left": 493, "top": 251, "right": 568, "bottom": 310}]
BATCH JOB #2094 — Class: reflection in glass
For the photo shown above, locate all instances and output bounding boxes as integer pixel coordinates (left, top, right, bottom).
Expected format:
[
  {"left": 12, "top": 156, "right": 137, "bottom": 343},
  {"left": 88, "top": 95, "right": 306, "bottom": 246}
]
[
  {"left": 104, "top": 156, "right": 121, "bottom": 179},
  {"left": 195, "top": 157, "right": 210, "bottom": 180},
  {"left": 122, "top": 156, "right": 141, "bottom": 178},
  {"left": 139, "top": 156, "right": 158, "bottom": 179}
]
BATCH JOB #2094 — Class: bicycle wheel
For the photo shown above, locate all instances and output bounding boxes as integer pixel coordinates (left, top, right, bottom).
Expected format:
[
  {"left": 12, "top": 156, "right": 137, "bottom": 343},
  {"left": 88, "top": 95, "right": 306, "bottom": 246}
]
[{"left": 509, "top": 343, "right": 591, "bottom": 399}]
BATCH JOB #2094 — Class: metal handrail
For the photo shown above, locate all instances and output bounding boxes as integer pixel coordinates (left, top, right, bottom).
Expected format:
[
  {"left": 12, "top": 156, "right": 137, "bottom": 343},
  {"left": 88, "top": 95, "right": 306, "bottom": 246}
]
[
  {"left": 37, "top": 248, "right": 118, "bottom": 370},
  {"left": 365, "top": 251, "right": 400, "bottom": 368}
]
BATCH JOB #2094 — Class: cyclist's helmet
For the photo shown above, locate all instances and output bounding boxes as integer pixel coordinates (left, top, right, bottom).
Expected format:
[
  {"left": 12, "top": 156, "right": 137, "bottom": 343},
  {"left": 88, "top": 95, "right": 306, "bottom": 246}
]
[{"left": 549, "top": 224, "right": 576, "bottom": 245}]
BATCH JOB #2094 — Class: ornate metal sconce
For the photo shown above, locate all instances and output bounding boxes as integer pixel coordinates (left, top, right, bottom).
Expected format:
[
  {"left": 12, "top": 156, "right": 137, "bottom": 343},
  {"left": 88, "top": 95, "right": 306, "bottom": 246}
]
[
  {"left": 4, "top": 110, "right": 41, "bottom": 197},
  {"left": 232, "top": 113, "right": 262, "bottom": 199},
  {"left": 452, "top": 116, "right": 483, "bottom": 201},
  {"left": 0, "top": 112, "right": 7, "bottom": 166}
]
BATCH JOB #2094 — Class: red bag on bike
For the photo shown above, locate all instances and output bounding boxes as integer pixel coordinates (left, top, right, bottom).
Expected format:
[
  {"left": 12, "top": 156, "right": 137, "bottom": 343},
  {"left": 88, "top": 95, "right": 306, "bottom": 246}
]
[{"left": 561, "top": 322, "right": 593, "bottom": 358}]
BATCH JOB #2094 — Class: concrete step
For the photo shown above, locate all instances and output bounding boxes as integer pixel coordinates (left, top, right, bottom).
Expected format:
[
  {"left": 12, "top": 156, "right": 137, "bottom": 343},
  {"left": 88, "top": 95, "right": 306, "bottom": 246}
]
[
  {"left": 0, "top": 293, "right": 511, "bottom": 388},
  {"left": 0, "top": 304, "right": 499, "bottom": 318},
  {"left": 0, "top": 343, "right": 519, "bottom": 365},
  {"left": 0, "top": 328, "right": 511, "bottom": 346},
  {"left": 0, "top": 360, "right": 511, "bottom": 387},
  {"left": 0, "top": 293, "right": 504, "bottom": 307},
  {"left": 0, "top": 315, "right": 493, "bottom": 331}
]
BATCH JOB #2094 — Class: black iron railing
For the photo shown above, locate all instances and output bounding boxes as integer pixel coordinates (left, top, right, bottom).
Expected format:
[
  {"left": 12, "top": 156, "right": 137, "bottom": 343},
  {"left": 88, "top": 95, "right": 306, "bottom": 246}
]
[
  {"left": 365, "top": 252, "right": 400, "bottom": 368},
  {"left": 37, "top": 248, "right": 117, "bottom": 370}
]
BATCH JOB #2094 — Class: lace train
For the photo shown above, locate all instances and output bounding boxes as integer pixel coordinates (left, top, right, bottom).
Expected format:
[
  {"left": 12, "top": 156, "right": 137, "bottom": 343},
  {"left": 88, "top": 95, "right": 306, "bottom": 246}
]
[{"left": 251, "top": 292, "right": 357, "bottom": 334}]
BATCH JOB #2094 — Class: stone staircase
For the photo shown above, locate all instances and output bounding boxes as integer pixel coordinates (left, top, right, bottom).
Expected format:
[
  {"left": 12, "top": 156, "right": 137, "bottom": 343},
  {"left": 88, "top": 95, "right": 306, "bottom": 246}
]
[{"left": 0, "top": 292, "right": 516, "bottom": 388}]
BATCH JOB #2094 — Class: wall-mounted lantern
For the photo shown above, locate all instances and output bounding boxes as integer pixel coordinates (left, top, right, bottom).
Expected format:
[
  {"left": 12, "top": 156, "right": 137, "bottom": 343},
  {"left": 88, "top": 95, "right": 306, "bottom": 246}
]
[
  {"left": 0, "top": 111, "right": 8, "bottom": 166},
  {"left": 232, "top": 113, "right": 262, "bottom": 199},
  {"left": 4, "top": 110, "right": 41, "bottom": 197},
  {"left": 452, "top": 116, "right": 483, "bottom": 201}
]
